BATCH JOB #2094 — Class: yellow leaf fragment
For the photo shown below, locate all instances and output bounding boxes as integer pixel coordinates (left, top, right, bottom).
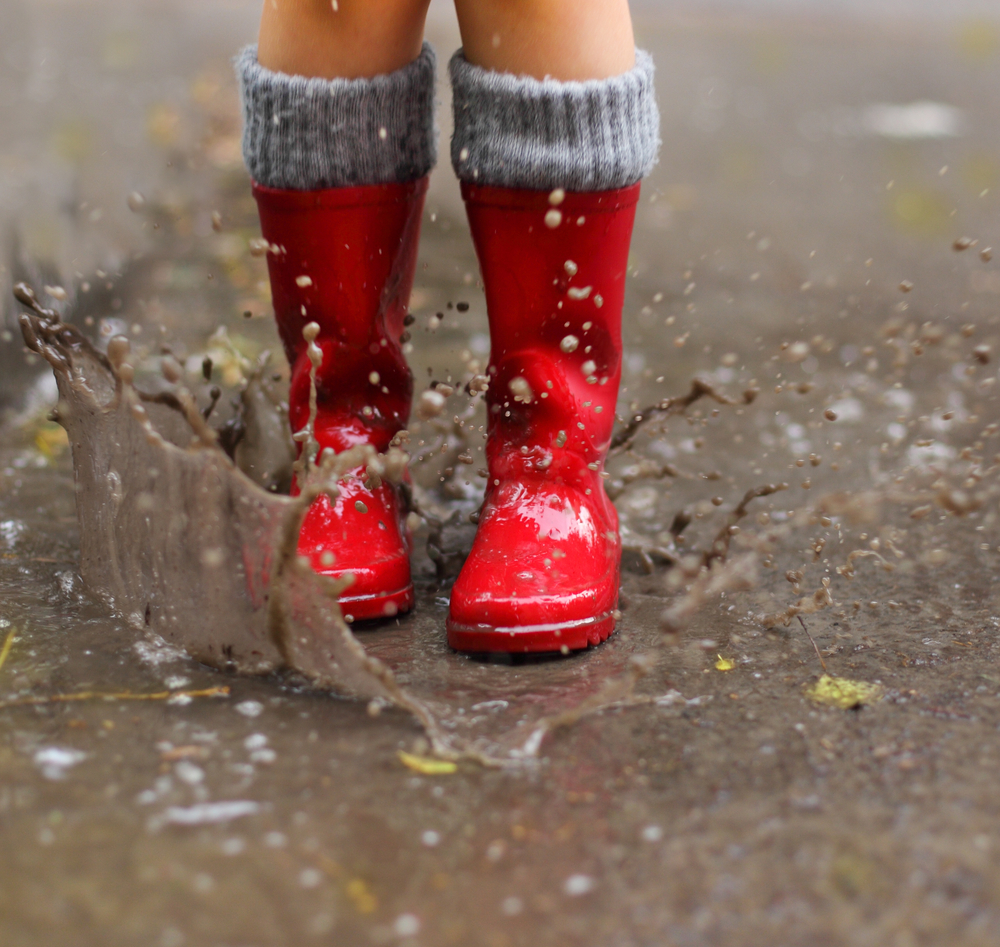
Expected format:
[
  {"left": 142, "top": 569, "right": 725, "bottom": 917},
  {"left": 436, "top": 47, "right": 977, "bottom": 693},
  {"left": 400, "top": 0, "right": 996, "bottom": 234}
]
[
  {"left": 34, "top": 423, "right": 68, "bottom": 461},
  {"left": 715, "top": 655, "right": 735, "bottom": 671},
  {"left": 397, "top": 750, "right": 457, "bottom": 775},
  {"left": 806, "top": 674, "right": 883, "bottom": 709},
  {"left": 345, "top": 878, "right": 378, "bottom": 915},
  {"left": 0, "top": 627, "right": 17, "bottom": 674},
  {"left": 0, "top": 685, "right": 229, "bottom": 710}
]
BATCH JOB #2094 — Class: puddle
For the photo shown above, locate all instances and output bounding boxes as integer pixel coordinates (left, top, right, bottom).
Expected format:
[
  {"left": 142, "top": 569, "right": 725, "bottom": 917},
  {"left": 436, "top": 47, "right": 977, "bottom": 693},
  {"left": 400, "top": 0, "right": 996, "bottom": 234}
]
[{"left": 2, "top": 5, "right": 1000, "bottom": 945}]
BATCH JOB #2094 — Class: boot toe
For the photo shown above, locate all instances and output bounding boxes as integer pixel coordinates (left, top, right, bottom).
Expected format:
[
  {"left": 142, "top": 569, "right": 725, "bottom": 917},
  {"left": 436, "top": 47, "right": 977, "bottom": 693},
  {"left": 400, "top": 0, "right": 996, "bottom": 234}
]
[
  {"left": 297, "top": 479, "right": 413, "bottom": 621},
  {"left": 447, "top": 484, "right": 619, "bottom": 653}
]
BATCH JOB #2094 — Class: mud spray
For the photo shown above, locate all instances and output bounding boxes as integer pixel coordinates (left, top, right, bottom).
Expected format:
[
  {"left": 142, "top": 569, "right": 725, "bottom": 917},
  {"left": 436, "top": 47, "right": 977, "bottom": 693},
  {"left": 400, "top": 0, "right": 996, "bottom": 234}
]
[{"left": 12, "top": 220, "right": 999, "bottom": 766}]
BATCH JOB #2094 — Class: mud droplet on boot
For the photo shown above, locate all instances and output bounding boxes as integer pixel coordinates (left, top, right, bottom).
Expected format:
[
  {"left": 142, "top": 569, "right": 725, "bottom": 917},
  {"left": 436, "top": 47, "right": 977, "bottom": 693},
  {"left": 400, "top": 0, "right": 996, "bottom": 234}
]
[
  {"left": 548, "top": 188, "right": 565, "bottom": 206},
  {"left": 545, "top": 209, "right": 562, "bottom": 229},
  {"left": 564, "top": 260, "right": 578, "bottom": 276},
  {"left": 296, "top": 276, "right": 313, "bottom": 288},
  {"left": 560, "top": 335, "right": 580, "bottom": 353},
  {"left": 509, "top": 377, "right": 533, "bottom": 403},
  {"left": 355, "top": 501, "right": 368, "bottom": 514}
]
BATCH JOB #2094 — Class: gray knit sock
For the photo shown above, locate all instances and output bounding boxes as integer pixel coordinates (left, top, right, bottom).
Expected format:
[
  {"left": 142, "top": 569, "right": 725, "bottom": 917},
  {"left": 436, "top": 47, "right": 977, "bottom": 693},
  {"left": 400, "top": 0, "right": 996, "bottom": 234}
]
[
  {"left": 449, "top": 50, "right": 659, "bottom": 192},
  {"left": 237, "top": 44, "right": 436, "bottom": 190}
]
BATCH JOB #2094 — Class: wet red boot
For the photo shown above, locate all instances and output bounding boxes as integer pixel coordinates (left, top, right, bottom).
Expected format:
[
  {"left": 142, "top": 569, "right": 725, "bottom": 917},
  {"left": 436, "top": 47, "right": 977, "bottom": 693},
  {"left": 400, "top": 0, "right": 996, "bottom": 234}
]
[
  {"left": 447, "top": 183, "right": 640, "bottom": 653},
  {"left": 253, "top": 178, "right": 427, "bottom": 620}
]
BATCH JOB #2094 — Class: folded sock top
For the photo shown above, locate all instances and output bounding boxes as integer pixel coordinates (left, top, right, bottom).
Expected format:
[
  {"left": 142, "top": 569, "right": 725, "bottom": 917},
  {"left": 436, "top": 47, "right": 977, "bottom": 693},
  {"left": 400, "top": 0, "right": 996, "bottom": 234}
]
[
  {"left": 237, "top": 43, "right": 437, "bottom": 191},
  {"left": 449, "top": 50, "right": 660, "bottom": 192}
]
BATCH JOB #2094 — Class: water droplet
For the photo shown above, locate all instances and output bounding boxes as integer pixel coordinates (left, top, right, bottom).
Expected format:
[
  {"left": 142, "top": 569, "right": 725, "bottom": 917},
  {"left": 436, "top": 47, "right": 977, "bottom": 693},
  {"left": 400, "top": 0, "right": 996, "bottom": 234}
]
[
  {"left": 234, "top": 700, "right": 264, "bottom": 718},
  {"left": 417, "top": 389, "right": 446, "bottom": 420},
  {"left": 394, "top": 914, "right": 421, "bottom": 937},
  {"left": 564, "top": 874, "right": 595, "bottom": 896}
]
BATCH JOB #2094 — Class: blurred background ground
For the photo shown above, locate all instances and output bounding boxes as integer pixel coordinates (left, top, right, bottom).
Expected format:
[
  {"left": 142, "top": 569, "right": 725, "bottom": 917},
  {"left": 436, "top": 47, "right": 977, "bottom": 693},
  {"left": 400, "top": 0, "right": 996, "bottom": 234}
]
[{"left": 3, "top": 1, "right": 1000, "bottom": 945}]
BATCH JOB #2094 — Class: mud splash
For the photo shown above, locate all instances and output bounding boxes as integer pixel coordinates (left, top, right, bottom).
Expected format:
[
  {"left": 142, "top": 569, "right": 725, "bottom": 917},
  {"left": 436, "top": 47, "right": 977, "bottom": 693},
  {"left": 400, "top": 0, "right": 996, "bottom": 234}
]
[
  {"left": 14, "top": 238, "right": 1000, "bottom": 766},
  {"left": 14, "top": 285, "right": 483, "bottom": 755}
]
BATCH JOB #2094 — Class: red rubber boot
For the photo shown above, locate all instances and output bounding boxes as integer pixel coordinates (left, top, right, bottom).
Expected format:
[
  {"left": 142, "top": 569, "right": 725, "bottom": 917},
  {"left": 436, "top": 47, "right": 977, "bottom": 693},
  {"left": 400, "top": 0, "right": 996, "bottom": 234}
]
[
  {"left": 253, "top": 178, "right": 427, "bottom": 621},
  {"left": 447, "top": 183, "right": 640, "bottom": 653}
]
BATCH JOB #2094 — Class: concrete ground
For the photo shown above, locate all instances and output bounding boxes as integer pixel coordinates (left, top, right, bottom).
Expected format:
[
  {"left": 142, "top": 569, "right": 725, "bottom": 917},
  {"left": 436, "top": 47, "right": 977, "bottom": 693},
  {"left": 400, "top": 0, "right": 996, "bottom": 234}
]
[{"left": 2, "top": 2, "right": 1000, "bottom": 945}]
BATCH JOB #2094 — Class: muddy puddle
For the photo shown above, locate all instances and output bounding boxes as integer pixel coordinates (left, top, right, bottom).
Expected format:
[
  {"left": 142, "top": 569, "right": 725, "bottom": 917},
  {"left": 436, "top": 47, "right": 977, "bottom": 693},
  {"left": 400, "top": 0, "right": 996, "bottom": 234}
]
[{"left": 3, "top": 3, "right": 1000, "bottom": 945}]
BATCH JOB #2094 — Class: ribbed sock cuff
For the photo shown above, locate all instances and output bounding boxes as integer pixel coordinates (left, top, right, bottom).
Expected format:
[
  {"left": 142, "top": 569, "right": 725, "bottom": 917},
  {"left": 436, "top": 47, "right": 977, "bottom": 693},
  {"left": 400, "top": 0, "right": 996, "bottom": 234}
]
[
  {"left": 237, "top": 43, "right": 437, "bottom": 190},
  {"left": 449, "top": 50, "right": 659, "bottom": 192}
]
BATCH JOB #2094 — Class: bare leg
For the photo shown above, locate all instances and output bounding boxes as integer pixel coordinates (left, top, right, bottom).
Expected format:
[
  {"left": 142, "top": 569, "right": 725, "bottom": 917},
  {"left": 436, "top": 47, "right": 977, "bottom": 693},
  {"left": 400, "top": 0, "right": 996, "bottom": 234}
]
[
  {"left": 258, "top": 0, "right": 432, "bottom": 79},
  {"left": 453, "top": 0, "right": 635, "bottom": 81}
]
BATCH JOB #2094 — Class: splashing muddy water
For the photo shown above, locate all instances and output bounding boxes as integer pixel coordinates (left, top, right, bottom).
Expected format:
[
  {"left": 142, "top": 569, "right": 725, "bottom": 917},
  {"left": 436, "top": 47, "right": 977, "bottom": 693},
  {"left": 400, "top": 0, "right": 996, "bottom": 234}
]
[
  {"left": 13, "top": 282, "right": 763, "bottom": 764},
  {"left": 13, "top": 285, "right": 560, "bottom": 764},
  {"left": 12, "top": 221, "right": 1000, "bottom": 766}
]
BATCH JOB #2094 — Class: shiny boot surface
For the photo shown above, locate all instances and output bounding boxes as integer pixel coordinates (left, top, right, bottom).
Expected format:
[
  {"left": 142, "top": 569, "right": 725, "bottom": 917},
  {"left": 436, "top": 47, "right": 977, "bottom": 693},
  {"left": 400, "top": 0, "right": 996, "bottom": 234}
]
[
  {"left": 253, "top": 178, "right": 427, "bottom": 620},
  {"left": 448, "top": 183, "right": 640, "bottom": 652}
]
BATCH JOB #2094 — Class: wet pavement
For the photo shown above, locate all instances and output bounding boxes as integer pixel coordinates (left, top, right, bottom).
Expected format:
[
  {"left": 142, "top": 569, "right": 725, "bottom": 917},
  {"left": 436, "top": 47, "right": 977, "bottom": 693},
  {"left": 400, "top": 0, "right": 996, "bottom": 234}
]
[{"left": 3, "top": 1, "right": 1000, "bottom": 945}]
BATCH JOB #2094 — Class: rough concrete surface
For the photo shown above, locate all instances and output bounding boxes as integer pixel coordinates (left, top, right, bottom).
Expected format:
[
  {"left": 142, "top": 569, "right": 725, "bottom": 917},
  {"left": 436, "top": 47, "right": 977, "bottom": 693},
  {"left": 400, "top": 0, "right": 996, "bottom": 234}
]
[{"left": 2, "top": 2, "right": 1000, "bottom": 945}]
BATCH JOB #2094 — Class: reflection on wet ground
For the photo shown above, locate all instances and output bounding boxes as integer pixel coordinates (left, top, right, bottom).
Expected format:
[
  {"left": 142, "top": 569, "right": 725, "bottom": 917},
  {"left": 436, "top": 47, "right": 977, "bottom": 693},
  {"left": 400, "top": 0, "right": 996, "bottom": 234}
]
[{"left": 3, "top": 2, "right": 1000, "bottom": 944}]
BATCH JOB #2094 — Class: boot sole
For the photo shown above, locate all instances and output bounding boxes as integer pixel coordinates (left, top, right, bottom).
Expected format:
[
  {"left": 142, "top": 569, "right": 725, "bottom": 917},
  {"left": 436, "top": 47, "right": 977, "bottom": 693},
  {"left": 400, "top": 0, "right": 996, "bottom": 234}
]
[
  {"left": 337, "top": 584, "right": 414, "bottom": 623},
  {"left": 446, "top": 611, "right": 616, "bottom": 654}
]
